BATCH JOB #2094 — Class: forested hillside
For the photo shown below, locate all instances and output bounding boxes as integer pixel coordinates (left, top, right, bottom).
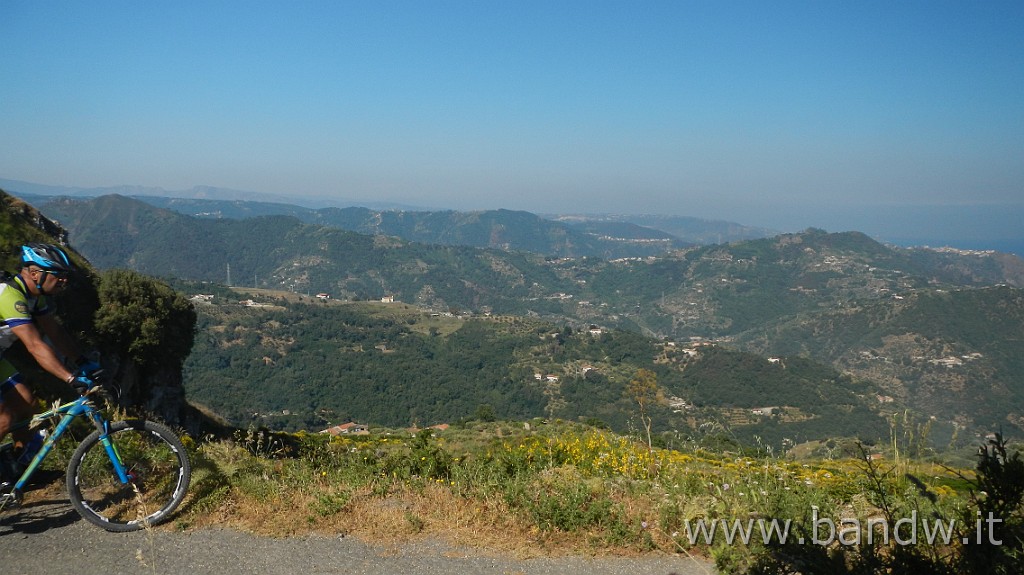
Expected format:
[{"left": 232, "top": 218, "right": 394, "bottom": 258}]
[
  {"left": 38, "top": 194, "right": 579, "bottom": 314},
  {"left": 179, "top": 288, "right": 886, "bottom": 448},
  {"left": 734, "top": 286, "right": 1024, "bottom": 435},
  {"left": 24, "top": 191, "right": 1024, "bottom": 442},
  {"left": 37, "top": 195, "right": 1024, "bottom": 337}
]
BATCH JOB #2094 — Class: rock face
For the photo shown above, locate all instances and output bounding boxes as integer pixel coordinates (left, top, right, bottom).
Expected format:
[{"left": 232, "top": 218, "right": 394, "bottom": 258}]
[
  {"left": 105, "top": 353, "right": 187, "bottom": 426},
  {"left": 0, "top": 192, "right": 70, "bottom": 245}
]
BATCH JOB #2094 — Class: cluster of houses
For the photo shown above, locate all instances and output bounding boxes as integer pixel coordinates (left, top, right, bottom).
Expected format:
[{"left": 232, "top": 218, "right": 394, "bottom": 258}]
[
  {"left": 189, "top": 292, "right": 401, "bottom": 305},
  {"left": 308, "top": 292, "right": 398, "bottom": 303},
  {"left": 927, "top": 352, "right": 984, "bottom": 368},
  {"left": 319, "top": 422, "right": 450, "bottom": 437},
  {"left": 188, "top": 293, "right": 272, "bottom": 308}
]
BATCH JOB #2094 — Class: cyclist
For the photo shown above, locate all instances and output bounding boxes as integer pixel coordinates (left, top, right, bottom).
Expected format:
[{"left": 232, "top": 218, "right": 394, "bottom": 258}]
[{"left": 0, "top": 243, "right": 97, "bottom": 479}]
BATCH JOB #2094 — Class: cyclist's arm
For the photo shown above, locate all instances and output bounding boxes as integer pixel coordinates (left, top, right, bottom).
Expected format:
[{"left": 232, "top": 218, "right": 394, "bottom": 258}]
[{"left": 10, "top": 320, "right": 77, "bottom": 385}]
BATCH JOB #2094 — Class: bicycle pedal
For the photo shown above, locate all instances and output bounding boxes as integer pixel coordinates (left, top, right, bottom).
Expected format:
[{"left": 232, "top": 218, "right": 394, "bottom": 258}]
[{"left": 0, "top": 486, "right": 22, "bottom": 510}]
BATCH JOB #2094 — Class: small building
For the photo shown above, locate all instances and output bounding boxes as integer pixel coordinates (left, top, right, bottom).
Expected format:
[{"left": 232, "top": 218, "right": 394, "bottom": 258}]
[{"left": 321, "top": 422, "right": 369, "bottom": 436}]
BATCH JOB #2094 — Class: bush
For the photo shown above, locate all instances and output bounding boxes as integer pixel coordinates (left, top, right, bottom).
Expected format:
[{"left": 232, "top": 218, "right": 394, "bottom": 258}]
[{"left": 747, "top": 435, "right": 1024, "bottom": 575}]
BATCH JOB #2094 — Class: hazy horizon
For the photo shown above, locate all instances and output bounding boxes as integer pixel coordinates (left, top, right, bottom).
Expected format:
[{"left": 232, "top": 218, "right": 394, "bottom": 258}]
[
  {"left": 2, "top": 2, "right": 1021, "bottom": 251},
  {"left": 4, "top": 176, "right": 1022, "bottom": 258}
]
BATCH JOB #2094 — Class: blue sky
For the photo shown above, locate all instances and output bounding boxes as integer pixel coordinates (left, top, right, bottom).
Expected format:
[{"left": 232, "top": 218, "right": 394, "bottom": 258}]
[{"left": 2, "top": 1, "right": 1022, "bottom": 238}]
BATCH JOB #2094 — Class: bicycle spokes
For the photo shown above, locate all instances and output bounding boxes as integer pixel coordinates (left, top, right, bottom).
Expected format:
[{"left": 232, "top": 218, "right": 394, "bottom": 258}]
[{"left": 66, "top": 421, "right": 190, "bottom": 532}]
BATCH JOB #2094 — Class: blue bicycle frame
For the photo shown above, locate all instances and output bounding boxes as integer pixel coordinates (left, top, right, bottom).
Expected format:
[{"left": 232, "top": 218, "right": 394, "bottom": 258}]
[{"left": 5, "top": 394, "right": 130, "bottom": 493}]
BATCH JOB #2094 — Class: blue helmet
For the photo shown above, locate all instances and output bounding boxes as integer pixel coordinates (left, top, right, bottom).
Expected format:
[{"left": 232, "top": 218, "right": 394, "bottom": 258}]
[{"left": 20, "top": 243, "right": 75, "bottom": 273}]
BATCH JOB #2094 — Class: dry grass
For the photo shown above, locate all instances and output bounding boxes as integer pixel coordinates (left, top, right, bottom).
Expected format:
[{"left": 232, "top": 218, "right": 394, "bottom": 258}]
[
  {"left": 20, "top": 420, "right": 999, "bottom": 574},
  {"left": 178, "top": 478, "right": 650, "bottom": 557},
  {"left": 168, "top": 426, "right": 690, "bottom": 558}
]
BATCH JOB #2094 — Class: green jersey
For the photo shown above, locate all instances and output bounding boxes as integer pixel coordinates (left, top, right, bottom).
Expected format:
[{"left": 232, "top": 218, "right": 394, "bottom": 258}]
[{"left": 0, "top": 274, "right": 53, "bottom": 353}]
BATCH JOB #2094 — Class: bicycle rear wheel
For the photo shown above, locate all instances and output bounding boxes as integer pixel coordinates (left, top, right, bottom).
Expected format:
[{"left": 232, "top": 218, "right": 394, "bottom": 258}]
[{"left": 66, "top": 419, "right": 191, "bottom": 532}]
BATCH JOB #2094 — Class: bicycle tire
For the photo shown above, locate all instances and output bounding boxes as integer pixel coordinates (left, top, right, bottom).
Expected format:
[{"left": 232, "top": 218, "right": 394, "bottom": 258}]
[{"left": 66, "top": 419, "right": 191, "bottom": 532}]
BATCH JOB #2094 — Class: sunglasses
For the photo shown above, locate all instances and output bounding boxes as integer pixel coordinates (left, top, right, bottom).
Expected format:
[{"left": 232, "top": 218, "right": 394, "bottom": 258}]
[{"left": 32, "top": 268, "right": 70, "bottom": 279}]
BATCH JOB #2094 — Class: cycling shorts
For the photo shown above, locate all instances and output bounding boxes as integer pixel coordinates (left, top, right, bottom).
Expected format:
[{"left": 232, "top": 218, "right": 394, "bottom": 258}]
[{"left": 0, "top": 359, "right": 23, "bottom": 401}]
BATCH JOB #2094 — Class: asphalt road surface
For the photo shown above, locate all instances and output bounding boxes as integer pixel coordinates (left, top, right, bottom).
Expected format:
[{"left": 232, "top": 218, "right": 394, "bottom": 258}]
[{"left": 1, "top": 494, "right": 717, "bottom": 575}]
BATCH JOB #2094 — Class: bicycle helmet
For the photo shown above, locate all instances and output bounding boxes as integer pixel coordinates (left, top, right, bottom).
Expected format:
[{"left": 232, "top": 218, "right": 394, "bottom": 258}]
[{"left": 20, "top": 243, "right": 75, "bottom": 273}]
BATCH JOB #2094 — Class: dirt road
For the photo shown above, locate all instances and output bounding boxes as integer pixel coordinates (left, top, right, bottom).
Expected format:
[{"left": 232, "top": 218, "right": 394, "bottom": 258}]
[{"left": 0, "top": 494, "right": 717, "bottom": 575}]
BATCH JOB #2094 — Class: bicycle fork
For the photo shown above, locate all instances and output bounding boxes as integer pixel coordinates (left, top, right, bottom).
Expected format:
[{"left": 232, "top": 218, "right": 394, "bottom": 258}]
[{"left": 83, "top": 406, "right": 132, "bottom": 484}]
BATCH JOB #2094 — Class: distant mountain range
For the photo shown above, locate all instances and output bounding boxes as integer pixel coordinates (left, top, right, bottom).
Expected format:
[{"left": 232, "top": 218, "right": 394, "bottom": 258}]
[
  {"left": 0, "top": 177, "right": 394, "bottom": 209},
  {"left": 10, "top": 190, "right": 1024, "bottom": 443},
  {"left": 5, "top": 176, "right": 1020, "bottom": 257},
  {"left": 133, "top": 198, "right": 702, "bottom": 258}
]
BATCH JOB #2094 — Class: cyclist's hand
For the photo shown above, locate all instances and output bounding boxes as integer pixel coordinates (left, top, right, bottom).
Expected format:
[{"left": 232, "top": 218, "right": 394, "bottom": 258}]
[{"left": 72, "top": 375, "right": 94, "bottom": 396}]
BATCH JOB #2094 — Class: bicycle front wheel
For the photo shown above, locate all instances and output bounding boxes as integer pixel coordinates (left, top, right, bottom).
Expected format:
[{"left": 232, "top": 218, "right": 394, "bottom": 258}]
[{"left": 66, "top": 419, "right": 191, "bottom": 532}]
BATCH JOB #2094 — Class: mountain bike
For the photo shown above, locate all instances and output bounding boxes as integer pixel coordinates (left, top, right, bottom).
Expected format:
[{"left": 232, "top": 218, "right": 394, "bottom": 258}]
[{"left": 0, "top": 384, "right": 191, "bottom": 532}]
